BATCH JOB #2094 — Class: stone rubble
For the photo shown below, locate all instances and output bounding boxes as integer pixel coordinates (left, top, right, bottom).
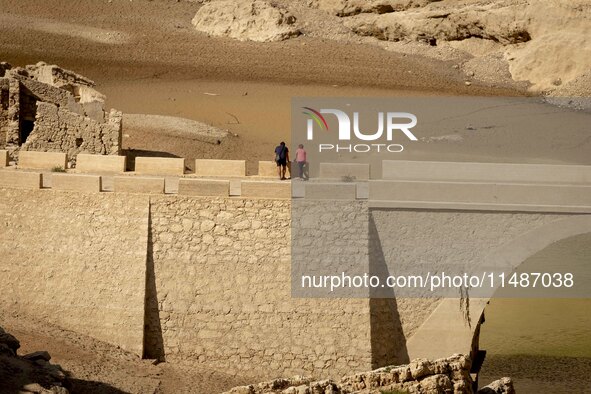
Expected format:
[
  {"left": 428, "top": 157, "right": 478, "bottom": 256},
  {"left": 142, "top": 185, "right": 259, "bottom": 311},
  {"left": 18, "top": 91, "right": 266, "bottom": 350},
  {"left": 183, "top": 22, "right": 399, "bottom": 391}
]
[
  {"left": 223, "top": 354, "right": 516, "bottom": 394},
  {"left": 0, "top": 325, "right": 70, "bottom": 393}
]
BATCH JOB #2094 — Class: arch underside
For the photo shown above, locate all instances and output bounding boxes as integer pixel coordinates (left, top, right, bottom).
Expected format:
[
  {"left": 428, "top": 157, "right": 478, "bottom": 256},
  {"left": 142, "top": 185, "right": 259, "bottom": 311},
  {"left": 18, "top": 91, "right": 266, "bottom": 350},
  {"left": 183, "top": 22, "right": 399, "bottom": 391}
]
[{"left": 404, "top": 214, "right": 591, "bottom": 363}]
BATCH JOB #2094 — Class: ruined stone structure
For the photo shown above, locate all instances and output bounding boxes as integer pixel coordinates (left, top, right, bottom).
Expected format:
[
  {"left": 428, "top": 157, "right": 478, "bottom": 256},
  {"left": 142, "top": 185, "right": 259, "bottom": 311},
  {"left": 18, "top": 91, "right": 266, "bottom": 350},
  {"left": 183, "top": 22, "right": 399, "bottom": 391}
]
[{"left": 0, "top": 62, "right": 122, "bottom": 165}]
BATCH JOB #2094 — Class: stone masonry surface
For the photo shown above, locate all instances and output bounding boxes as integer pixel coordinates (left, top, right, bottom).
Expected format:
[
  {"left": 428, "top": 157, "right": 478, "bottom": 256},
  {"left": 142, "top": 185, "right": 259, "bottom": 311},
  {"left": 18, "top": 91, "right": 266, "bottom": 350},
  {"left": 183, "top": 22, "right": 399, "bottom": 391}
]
[
  {"left": 147, "top": 196, "right": 374, "bottom": 380},
  {"left": 0, "top": 180, "right": 586, "bottom": 382},
  {"left": 0, "top": 186, "right": 382, "bottom": 380},
  {"left": 0, "top": 188, "right": 148, "bottom": 355}
]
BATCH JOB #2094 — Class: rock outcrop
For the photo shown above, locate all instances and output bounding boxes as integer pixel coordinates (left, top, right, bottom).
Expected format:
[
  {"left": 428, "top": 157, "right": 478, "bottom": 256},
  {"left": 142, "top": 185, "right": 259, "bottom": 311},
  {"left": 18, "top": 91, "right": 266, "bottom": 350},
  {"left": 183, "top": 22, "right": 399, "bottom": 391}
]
[
  {"left": 309, "top": 0, "right": 590, "bottom": 93},
  {"left": 311, "top": 0, "right": 447, "bottom": 17},
  {"left": 504, "top": 0, "right": 591, "bottom": 92},
  {"left": 0, "top": 326, "right": 70, "bottom": 393},
  {"left": 223, "top": 354, "right": 516, "bottom": 394},
  {"left": 342, "top": 1, "right": 531, "bottom": 45},
  {"left": 192, "top": 0, "right": 301, "bottom": 42}
]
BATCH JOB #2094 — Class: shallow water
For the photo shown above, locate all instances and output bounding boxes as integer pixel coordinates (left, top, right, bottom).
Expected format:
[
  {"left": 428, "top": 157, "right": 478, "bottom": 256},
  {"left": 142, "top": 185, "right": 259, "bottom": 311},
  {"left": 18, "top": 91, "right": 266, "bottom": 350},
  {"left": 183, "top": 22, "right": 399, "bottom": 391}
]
[{"left": 479, "top": 233, "right": 591, "bottom": 393}]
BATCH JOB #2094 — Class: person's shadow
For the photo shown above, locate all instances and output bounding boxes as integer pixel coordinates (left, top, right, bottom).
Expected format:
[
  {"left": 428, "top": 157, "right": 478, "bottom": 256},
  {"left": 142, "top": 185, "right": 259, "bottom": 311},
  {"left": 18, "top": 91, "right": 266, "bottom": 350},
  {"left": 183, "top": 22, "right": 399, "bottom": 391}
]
[
  {"left": 293, "top": 161, "right": 310, "bottom": 180},
  {"left": 303, "top": 162, "right": 310, "bottom": 180}
]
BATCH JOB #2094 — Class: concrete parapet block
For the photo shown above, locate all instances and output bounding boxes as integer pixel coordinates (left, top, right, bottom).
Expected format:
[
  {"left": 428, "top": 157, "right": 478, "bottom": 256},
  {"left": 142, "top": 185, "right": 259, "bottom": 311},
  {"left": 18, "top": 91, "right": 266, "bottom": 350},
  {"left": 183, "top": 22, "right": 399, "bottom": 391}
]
[
  {"left": 304, "top": 182, "right": 358, "bottom": 200},
  {"left": 258, "top": 161, "right": 278, "bottom": 177},
  {"left": 369, "top": 180, "right": 591, "bottom": 207},
  {"left": 382, "top": 160, "right": 591, "bottom": 185},
  {"left": 178, "top": 178, "right": 230, "bottom": 197},
  {"left": 0, "top": 170, "right": 42, "bottom": 189},
  {"left": 356, "top": 182, "right": 369, "bottom": 199},
  {"left": 194, "top": 159, "right": 246, "bottom": 177},
  {"left": 319, "top": 163, "right": 370, "bottom": 180},
  {"left": 114, "top": 176, "right": 165, "bottom": 194},
  {"left": 1, "top": 150, "right": 8, "bottom": 167},
  {"left": 77, "top": 154, "right": 126, "bottom": 173},
  {"left": 52, "top": 173, "right": 102, "bottom": 193},
  {"left": 18, "top": 151, "right": 67, "bottom": 170},
  {"left": 135, "top": 157, "right": 185, "bottom": 176},
  {"left": 229, "top": 179, "right": 241, "bottom": 197},
  {"left": 240, "top": 180, "right": 291, "bottom": 199},
  {"left": 292, "top": 181, "right": 305, "bottom": 198}
]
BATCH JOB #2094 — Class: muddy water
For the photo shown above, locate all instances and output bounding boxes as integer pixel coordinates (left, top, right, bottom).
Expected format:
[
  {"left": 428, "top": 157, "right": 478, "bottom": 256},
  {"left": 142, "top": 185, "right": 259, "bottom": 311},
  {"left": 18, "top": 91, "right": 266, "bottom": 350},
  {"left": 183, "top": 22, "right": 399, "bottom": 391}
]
[{"left": 479, "top": 233, "right": 591, "bottom": 393}]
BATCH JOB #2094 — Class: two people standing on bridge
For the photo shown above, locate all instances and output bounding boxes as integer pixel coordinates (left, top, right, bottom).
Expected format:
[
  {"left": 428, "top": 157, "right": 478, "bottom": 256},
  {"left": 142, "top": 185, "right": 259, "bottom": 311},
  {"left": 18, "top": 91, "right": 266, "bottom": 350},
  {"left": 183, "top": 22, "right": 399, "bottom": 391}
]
[{"left": 275, "top": 142, "right": 308, "bottom": 180}]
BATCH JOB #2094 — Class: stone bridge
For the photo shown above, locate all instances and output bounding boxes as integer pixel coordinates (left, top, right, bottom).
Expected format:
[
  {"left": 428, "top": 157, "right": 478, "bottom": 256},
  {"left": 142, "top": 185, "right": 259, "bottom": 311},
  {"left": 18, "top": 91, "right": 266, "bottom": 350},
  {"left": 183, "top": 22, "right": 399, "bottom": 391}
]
[
  {"left": 0, "top": 152, "right": 590, "bottom": 381},
  {"left": 295, "top": 159, "right": 591, "bottom": 376}
]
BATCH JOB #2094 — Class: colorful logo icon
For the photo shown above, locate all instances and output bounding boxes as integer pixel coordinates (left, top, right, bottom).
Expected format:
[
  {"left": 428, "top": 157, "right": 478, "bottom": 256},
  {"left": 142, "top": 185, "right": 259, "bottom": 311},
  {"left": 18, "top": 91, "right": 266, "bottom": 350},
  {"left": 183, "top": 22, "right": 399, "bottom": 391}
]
[{"left": 302, "top": 107, "right": 329, "bottom": 131}]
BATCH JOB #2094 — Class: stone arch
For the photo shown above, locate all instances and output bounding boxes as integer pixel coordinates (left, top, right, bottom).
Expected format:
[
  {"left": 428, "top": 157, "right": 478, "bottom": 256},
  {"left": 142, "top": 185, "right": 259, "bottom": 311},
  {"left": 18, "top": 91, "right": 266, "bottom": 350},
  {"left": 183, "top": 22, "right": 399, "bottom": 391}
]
[
  {"left": 477, "top": 214, "right": 591, "bottom": 321},
  {"left": 406, "top": 214, "right": 591, "bottom": 363}
]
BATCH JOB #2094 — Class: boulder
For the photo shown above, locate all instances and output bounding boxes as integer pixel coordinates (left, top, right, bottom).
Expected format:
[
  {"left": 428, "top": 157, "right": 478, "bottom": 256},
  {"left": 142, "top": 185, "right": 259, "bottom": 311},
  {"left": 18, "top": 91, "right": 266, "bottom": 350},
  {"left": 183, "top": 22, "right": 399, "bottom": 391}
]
[
  {"left": 192, "top": 0, "right": 300, "bottom": 42},
  {"left": 23, "top": 350, "right": 52, "bottom": 362},
  {"left": 222, "top": 354, "right": 478, "bottom": 393},
  {"left": 0, "top": 326, "right": 20, "bottom": 355},
  {"left": 478, "top": 377, "right": 516, "bottom": 394}
]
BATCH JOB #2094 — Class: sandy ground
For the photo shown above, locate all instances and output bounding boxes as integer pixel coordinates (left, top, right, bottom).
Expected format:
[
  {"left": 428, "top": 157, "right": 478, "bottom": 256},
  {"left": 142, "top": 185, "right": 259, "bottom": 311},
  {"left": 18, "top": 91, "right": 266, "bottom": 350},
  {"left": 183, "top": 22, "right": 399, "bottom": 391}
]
[
  {"left": 0, "top": 0, "right": 514, "bottom": 93},
  {"left": 106, "top": 80, "right": 591, "bottom": 178},
  {"left": 1, "top": 0, "right": 535, "bottom": 175},
  {"left": 3, "top": 0, "right": 589, "bottom": 173},
  {"left": 0, "top": 312, "right": 249, "bottom": 394}
]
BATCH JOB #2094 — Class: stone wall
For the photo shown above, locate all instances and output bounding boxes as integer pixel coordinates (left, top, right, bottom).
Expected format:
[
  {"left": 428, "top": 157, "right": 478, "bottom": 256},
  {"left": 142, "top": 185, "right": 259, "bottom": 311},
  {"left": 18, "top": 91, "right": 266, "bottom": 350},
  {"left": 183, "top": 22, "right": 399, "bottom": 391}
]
[
  {"left": 1, "top": 173, "right": 585, "bottom": 382},
  {"left": 0, "top": 187, "right": 380, "bottom": 380},
  {"left": 0, "top": 188, "right": 148, "bottom": 355},
  {"left": 0, "top": 77, "right": 20, "bottom": 150},
  {"left": 370, "top": 209, "right": 565, "bottom": 297},
  {"left": 22, "top": 101, "right": 122, "bottom": 159},
  {"left": 147, "top": 195, "right": 374, "bottom": 380},
  {"left": 0, "top": 77, "right": 8, "bottom": 147},
  {"left": 14, "top": 74, "right": 71, "bottom": 108}
]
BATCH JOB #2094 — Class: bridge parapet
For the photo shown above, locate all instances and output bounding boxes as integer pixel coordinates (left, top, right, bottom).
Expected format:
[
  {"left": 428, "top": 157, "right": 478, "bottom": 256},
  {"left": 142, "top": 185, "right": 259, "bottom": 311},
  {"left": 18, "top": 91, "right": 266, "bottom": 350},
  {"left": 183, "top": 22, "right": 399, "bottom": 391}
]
[
  {"left": 382, "top": 160, "right": 591, "bottom": 185},
  {"left": 77, "top": 153, "right": 126, "bottom": 174},
  {"left": 194, "top": 159, "right": 246, "bottom": 177},
  {"left": 18, "top": 151, "right": 67, "bottom": 170},
  {"left": 135, "top": 157, "right": 185, "bottom": 176},
  {"left": 2, "top": 157, "right": 591, "bottom": 207},
  {"left": 294, "top": 160, "right": 591, "bottom": 213}
]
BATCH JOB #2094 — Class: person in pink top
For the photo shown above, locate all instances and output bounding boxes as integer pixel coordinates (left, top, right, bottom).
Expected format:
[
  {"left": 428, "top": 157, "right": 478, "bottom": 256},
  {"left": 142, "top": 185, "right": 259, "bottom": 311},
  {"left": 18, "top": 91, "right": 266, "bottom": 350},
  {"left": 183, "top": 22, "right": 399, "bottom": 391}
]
[{"left": 294, "top": 144, "right": 307, "bottom": 179}]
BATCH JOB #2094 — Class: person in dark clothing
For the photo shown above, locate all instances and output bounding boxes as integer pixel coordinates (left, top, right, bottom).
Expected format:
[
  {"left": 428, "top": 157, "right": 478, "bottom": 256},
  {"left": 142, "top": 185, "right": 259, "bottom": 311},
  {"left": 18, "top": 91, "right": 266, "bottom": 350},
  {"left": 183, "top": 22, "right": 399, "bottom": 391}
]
[{"left": 274, "top": 141, "right": 290, "bottom": 180}]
